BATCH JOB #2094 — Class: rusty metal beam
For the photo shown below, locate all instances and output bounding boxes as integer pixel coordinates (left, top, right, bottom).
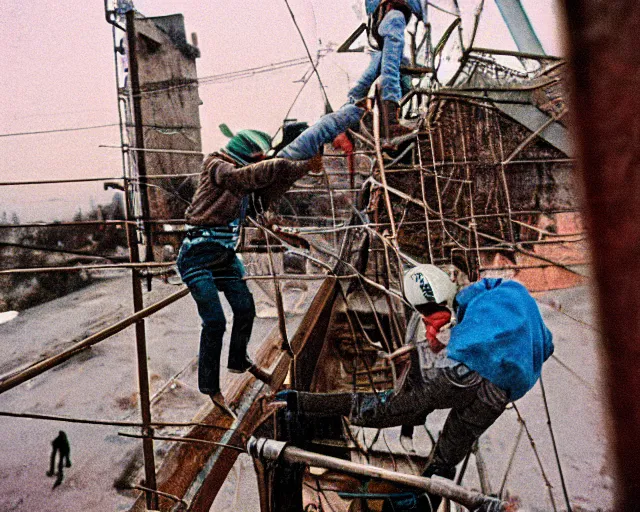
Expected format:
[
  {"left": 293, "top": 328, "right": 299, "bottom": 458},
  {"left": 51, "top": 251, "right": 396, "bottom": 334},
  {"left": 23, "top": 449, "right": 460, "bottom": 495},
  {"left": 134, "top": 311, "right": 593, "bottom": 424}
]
[
  {"left": 561, "top": 1, "right": 640, "bottom": 508},
  {"left": 0, "top": 288, "right": 190, "bottom": 396}
]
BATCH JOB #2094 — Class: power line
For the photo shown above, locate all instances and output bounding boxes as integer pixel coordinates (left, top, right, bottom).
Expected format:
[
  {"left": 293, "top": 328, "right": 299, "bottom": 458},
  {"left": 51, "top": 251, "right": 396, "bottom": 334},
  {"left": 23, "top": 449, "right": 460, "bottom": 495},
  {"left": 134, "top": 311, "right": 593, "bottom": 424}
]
[
  {"left": 271, "top": 65, "right": 315, "bottom": 141},
  {"left": 282, "top": 0, "right": 333, "bottom": 113},
  {"left": 198, "top": 56, "right": 320, "bottom": 83},
  {"left": 137, "top": 54, "right": 329, "bottom": 97},
  {"left": 0, "top": 56, "right": 330, "bottom": 139},
  {"left": 0, "top": 123, "right": 120, "bottom": 138}
]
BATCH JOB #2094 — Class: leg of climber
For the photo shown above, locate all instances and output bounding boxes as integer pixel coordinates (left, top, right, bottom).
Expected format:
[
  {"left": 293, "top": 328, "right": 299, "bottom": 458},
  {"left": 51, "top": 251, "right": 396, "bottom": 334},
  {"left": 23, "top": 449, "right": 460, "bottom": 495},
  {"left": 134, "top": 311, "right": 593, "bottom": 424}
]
[
  {"left": 415, "top": 377, "right": 509, "bottom": 512},
  {"left": 377, "top": 9, "right": 413, "bottom": 144},
  {"left": 347, "top": 51, "right": 383, "bottom": 104},
  {"left": 177, "top": 248, "right": 234, "bottom": 417},
  {"left": 277, "top": 103, "right": 365, "bottom": 160},
  {"left": 218, "top": 254, "right": 270, "bottom": 383}
]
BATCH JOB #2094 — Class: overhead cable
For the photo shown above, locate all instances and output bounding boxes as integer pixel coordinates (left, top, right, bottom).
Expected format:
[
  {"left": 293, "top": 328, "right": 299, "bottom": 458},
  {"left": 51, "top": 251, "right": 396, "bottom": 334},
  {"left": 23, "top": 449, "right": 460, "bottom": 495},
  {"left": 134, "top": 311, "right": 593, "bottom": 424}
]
[
  {"left": 282, "top": 0, "right": 333, "bottom": 113},
  {"left": 136, "top": 54, "right": 329, "bottom": 97},
  {"left": 0, "top": 123, "right": 120, "bottom": 138},
  {"left": 1, "top": 57, "right": 329, "bottom": 139}
]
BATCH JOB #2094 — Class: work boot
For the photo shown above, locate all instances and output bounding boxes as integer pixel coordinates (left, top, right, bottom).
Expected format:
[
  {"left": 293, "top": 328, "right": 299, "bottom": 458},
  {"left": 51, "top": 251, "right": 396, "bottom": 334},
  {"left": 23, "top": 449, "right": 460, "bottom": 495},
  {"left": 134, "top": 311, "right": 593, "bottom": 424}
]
[
  {"left": 228, "top": 355, "right": 272, "bottom": 386},
  {"left": 400, "top": 424, "right": 416, "bottom": 453},
  {"left": 227, "top": 355, "right": 254, "bottom": 374},
  {"left": 209, "top": 392, "right": 238, "bottom": 420},
  {"left": 248, "top": 364, "right": 273, "bottom": 385},
  {"left": 381, "top": 100, "right": 412, "bottom": 149},
  {"left": 415, "top": 462, "right": 457, "bottom": 512}
]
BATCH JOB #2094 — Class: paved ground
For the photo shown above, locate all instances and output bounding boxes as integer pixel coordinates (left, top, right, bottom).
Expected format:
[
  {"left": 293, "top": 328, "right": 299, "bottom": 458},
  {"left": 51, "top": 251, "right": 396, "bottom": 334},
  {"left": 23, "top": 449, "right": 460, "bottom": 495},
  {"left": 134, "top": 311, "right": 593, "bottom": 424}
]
[{"left": 0, "top": 273, "right": 310, "bottom": 512}]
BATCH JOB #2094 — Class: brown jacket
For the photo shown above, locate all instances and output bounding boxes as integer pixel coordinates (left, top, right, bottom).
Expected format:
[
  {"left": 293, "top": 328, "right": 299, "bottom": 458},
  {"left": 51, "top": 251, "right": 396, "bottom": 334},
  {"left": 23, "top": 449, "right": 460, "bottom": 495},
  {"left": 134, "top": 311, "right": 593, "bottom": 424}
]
[{"left": 185, "top": 154, "right": 315, "bottom": 227}]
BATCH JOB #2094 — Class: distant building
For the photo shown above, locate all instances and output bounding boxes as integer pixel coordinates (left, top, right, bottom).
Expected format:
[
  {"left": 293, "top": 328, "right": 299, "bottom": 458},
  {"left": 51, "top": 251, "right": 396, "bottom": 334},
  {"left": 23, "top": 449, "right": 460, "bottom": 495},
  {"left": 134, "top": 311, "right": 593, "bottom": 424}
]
[{"left": 123, "top": 13, "right": 202, "bottom": 254}]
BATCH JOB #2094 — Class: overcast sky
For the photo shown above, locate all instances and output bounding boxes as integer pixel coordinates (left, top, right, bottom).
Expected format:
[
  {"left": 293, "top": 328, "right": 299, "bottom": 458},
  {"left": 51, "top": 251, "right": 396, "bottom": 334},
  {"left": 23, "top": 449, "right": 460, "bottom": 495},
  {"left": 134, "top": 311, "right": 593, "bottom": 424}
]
[{"left": 0, "top": 0, "right": 565, "bottom": 222}]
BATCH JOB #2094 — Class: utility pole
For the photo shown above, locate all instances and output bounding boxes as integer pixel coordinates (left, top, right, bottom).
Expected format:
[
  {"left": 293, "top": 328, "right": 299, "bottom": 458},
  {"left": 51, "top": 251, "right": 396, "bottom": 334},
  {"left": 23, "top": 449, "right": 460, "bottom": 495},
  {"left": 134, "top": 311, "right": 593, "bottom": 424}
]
[
  {"left": 126, "top": 9, "right": 154, "bottom": 292},
  {"left": 124, "top": 9, "right": 159, "bottom": 510}
]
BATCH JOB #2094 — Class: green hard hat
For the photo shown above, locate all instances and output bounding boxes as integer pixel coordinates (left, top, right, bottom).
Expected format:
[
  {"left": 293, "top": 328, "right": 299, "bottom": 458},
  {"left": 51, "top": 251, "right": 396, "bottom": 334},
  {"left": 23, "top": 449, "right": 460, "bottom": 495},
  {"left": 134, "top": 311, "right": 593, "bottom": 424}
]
[{"left": 219, "top": 124, "right": 272, "bottom": 165}]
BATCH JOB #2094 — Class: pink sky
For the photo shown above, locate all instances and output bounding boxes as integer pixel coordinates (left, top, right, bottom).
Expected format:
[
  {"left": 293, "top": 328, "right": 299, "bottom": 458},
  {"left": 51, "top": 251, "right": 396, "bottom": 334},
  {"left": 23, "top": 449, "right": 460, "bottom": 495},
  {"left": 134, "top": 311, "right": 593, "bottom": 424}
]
[{"left": 0, "top": 0, "right": 565, "bottom": 222}]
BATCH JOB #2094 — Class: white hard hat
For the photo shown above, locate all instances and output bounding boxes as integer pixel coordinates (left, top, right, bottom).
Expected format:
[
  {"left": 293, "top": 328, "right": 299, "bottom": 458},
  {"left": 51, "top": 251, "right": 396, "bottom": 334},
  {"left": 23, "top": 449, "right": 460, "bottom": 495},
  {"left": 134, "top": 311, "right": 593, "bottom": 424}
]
[{"left": 403, "top": 264, "right": 458, "bottom": 307}]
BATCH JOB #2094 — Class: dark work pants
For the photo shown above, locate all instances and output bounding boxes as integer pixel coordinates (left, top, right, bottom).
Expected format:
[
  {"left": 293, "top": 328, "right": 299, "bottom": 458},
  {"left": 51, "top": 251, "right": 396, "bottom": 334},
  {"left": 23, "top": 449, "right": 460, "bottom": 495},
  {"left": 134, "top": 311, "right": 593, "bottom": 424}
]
[
  {"left": 299, "top": 362, "right": 509, "bottom": 469},
  {"left": 177, "top": 237, "right": 255, "bottom": 395},
  {"left": 351, "top": 364, "right": 509, "bottom": 467},
  {"left": 49, "top": 446, "right": 70, "bottom": 476}
]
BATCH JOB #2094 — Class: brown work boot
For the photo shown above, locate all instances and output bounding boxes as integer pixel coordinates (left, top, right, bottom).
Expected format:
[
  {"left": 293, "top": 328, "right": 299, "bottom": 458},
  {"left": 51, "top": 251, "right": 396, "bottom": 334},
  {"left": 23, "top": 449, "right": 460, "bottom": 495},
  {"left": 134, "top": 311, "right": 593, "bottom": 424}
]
[
  {"left": 248, "top": 364, "right": 273, "bottom": 386},
  {"left": 209, "top": 392, "right": 237, "bottom": 420},
  {"left": 380, "top": 100, "right": 413, "bottom": 149},
  {"left": 228, "top": 356, "right": 273, "bottom": 386}
]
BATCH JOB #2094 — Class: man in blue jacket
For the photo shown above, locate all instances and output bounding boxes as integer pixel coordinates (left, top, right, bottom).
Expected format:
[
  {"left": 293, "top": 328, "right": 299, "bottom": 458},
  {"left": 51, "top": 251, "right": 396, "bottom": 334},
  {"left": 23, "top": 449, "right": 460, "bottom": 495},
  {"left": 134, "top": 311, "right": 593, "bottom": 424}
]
[
  {"left": 277, "top": 264, "right": 553, "bottom": 510},
  {"left": 363, "top": 0, "right": 425, "bottom": 139}
]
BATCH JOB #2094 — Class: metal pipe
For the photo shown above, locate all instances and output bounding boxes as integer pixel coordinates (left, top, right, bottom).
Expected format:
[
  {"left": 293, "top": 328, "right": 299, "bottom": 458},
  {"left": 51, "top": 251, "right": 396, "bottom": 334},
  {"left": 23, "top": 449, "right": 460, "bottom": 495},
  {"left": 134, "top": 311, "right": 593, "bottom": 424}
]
[
  {"left": 493, "top": 0, "right": 545, "bottom": 55},
  {"left": 119, "top": 432, "right": 246, "bottom": 452},
  {"left": 103, "top": 0, "right": 126, "bottom": 31},
  {"left": 248, "top": 438, "right": 506, "bottom": 511},
  {"left": 0, "top": 220, "right": 130, "bottom": 229},
  {"left": 0, "top": 262, "right": 354, "bottom": 278},
  {"left": 131, "top": 484, "right": 188, "bottom": 508},
  {"left": 0, "top": 410, "right": 232, "bottom": 431},
  {"left": 539, "top": 377, "right": 573, "bottom": 511},
  {"left": 0, "top": 176, "right": 123, "bottom": 186},
  {"left": 126, "top": 9, "right": 155, "bottom": 290},
  {"left": 0, "top": 288, "right": 190, "bottom": 396},
  {"left": 467, "top": 46, "right": 561, "bottom": 61},
  {"left": 0, "top": 262, "right": 175, "bottom": 274},
  {"left": 503, "top": 109, "right": 568, "bottom": 165},
  {"left": 0, "top": 241, "right": 126, "bottom": 261},
  {"left": 100, "top": 144, "right": 203, "bottom": 156}
]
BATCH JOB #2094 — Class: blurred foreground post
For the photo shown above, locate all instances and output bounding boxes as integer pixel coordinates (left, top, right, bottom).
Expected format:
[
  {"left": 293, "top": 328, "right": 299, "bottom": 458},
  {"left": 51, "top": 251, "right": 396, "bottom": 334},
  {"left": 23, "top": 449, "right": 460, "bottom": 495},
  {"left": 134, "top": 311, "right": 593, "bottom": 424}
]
[{"left": 561, "top": 1, "right": 640, "bottom": 508}]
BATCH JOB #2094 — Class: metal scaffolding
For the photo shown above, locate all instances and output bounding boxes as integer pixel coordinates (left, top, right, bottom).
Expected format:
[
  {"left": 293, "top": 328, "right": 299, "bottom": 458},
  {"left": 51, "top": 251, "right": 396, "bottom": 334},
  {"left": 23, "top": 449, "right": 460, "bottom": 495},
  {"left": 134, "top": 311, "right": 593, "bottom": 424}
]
[{"left": 0, "top": 2, "right": 602, "bottom": 512}]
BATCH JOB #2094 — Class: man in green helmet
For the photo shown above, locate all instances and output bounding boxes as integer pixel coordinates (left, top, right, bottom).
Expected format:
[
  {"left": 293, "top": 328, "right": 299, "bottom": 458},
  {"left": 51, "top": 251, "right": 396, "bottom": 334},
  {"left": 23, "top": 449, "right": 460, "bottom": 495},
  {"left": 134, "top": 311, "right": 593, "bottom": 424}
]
[{"left": 177, "top": 126, "right": 321, "bottom": 415}]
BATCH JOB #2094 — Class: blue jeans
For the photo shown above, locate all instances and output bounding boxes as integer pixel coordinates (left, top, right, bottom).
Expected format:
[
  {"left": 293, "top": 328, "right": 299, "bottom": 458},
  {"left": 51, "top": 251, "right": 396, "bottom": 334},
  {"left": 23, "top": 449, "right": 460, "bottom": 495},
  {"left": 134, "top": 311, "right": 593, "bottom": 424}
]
[
  {"left": 276, "top": 11, "right": 408, "bottom": 161},
  {"left": 177, "top": 236, "right": 256, "bottom": 395},
  {"left": 276, "top": 103, "right": 364, "bottom": 160},
  {"left": 354, "top": 10, "right": 407, "bottom": 103}
]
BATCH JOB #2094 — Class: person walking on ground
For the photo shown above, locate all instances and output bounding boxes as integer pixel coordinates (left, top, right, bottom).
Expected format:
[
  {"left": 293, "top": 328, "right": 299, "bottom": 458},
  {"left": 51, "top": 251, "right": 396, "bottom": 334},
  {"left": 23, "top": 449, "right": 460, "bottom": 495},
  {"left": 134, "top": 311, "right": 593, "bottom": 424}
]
[
  {"left": 277, "top": 264, "right": 553, "bottom": 511},
  {"left": 47, "top": 430, "right": 71, "bottom": 488},
  {"left": 178, "top": 128, "right": 322, "bottom": 417}
]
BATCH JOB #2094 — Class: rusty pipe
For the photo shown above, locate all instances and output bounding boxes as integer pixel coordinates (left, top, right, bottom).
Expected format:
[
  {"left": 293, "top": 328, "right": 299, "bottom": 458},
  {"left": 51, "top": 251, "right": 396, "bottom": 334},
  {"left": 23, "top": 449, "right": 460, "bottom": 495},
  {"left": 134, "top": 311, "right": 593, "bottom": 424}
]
[
  {"left": 247, "top": 437, "right": 506, "bottom": 511},
  {"left": 0, "top": 288, "right": 189, "bottom": 395}
]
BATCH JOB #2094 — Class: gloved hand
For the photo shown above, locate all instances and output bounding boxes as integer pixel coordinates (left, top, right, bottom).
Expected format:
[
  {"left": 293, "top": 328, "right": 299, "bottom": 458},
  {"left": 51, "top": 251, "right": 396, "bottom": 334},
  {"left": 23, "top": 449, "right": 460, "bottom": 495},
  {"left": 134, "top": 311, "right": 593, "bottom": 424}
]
[
  {"left": 274, "top": 390, "right": 299, "bottom": 412},
  {"left": 422, "top": 309, "right": 452, "bottom": 353},
  {"left": 307, "top": 153, "right": 324, "bottom": 175}
]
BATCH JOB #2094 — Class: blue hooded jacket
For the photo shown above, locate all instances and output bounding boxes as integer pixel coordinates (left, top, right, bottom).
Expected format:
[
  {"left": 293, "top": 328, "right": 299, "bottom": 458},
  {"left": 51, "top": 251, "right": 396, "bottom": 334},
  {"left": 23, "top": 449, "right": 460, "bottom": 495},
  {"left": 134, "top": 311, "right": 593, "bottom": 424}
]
[
  {"left": 447, "top": 278, "right": 554, "bottom": 400},
  {"left": 365, "top": 0, "right": 425, "bottom": 19}
]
